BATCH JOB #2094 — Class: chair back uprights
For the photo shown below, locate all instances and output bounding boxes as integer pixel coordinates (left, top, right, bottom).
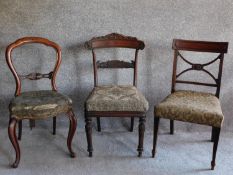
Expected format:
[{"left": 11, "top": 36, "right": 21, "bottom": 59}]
[
  {"left": 86, "top": 33, "right": 145, "bottom": 87},
  {"left": 6, "top": 37, "right": 62, "bottom": 96},
  {"left": 171, "top": 39, "right": 228, "bottom": 97}
]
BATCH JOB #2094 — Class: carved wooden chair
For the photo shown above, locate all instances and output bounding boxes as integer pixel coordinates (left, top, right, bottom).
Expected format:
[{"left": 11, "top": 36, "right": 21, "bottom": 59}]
[
  {"left": 6, "top": 37, "right": 77, "bottom": 168},
  {"left": 152, "top": 39, "right": 228, "bottom": 170},
  {"left": 85, "top": 33, "right": 149, "bottom": 157}
]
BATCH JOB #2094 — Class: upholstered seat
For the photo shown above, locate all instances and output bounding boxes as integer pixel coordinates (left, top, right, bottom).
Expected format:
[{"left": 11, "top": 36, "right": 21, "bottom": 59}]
[
  {"left": 6, "top": 37, "right": 77, "bottom": 168},
  {"left": 85, "top": 34, "right": 147, "bottom": 157},
  {"left": 10, "top": 90, "right": 72, "bottom": 120},
  {"left": 155, "top": 90, "right": 224, "bottom": 127},
  {"left": 86, "top": 85, "right": 149, "bottom": 112}
]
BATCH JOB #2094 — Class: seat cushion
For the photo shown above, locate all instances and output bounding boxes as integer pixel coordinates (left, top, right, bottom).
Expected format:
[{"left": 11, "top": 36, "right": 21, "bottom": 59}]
[
  {"left": 10, "top": 90, "right": 72, "bottom": 120},
  {"left": 86, "top": 85, "right": 149, "bottom": 112},
  {"left": 155, "top": 90, "right": 224, "bottom": 128}
]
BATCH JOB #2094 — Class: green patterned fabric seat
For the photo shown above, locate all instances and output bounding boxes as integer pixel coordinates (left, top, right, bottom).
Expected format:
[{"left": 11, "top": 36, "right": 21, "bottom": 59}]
[
  {"left": 86, "top": 85, "right": 149, "bottom": 112},
  {"left": 10, "top": 90, "right": 72, "bottom": 120},
  {"left": 155, "top": 90, "right": 224, "bottom": 128}
]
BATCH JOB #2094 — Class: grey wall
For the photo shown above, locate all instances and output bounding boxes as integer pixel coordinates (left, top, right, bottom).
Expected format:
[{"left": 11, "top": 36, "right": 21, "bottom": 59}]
[{"left": 0, "top": 0, "right": 232, "bottom": 132}]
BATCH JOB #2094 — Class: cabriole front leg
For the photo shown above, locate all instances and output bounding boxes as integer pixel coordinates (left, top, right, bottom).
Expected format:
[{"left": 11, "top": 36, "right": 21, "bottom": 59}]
[
  {"left": 66, "top": 110, "right": 77, "bottom": 158},
  {"left": 8, "top": 117, "right": 20, "bottom": 168},
  {"left": 18, "top": 120, "right": 22, "bottom": 140},
  {"left": 137, "top": 117, "right": 145, "bottom": 157}
]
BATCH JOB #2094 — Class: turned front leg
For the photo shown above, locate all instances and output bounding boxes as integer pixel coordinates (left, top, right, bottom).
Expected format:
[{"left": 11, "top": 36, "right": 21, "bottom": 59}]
[
  {"left": 85, "top": 116, "right": 93, "bottom": 157},
  {"left": 137, "top": 117, "right": 145, "bottom": 157}
]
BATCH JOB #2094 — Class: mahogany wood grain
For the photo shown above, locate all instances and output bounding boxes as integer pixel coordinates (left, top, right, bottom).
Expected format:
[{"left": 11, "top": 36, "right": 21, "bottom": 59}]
[
  {"left": 153, "top": 39, "right": 228, "bottom": 170},
  {"left": 85, "top": 33, "right": 146, "bottom": 157},
  {"left": 6, "top": 37, "right": 77, "bottom": 168}
]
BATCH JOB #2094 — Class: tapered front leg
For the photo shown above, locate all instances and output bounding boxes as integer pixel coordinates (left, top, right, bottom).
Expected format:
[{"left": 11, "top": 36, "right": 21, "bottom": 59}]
[
  {"left": 53, "top": 117, "right": 56, "bottom": 135},
  {"left": 211, "top": 127, "right": 221, "bottom": 170},
  {"left": 96, "top": 117, "right": 101, "bottom": 132},
  {"left": 130, "top": 117, "right": 134, "bottom": 132},
  {"left": 152, "top": 117, "right": 160, "bottom": 158},
  {"left": 85, "top": 113, "right": 93, "bottom": 157},
  {"left": 170, "top": 120, "right": 174, "bottom": 135},
  {"left": 8, "top": 117, "right": 20, "bottom": 168},
  {"left": 211, "top": 127, "right": 215, "bottom": 142},
  {"left": 18, "top": 120, "right": 22, "bottom": 140},
  {"left": 66, "top": 110, "right": 77, "bottom": 158},
  {"left": 29, "top": 119, "right": 35, "bottom": 130},
  {"left": 137, "top": 117, "right": 145, "bottom": 157}
]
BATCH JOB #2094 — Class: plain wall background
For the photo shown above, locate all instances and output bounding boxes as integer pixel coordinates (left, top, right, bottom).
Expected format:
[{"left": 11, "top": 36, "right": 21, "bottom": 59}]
[{"left": 0, "top": 0, "right": 232, "bottom": 132}]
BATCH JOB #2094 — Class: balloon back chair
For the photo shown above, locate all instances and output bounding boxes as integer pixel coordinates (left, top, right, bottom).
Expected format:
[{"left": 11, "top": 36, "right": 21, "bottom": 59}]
[
  {"left": 6, "top": 37, "right": 77, "bottom": 168},
  {"left": 152, "top": 39, "right": 228, "bottom": 170},
  {"left": 85, "top": 33, "right": 149, "bottom": 157}
]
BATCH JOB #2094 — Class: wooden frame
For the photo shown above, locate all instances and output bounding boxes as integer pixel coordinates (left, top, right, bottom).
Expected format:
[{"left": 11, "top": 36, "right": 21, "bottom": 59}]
[
  {"left": 85, "top": 33, "right": 146, "bottom": 157},
  {"left": 6, "top": 37, "right": 77, "bottom": 168},
  {"left": 6, "top": 37, "right": 62, "bottom": 131},
  {"left": 152, "top": 39, "right": 228, "bottom": 170}
]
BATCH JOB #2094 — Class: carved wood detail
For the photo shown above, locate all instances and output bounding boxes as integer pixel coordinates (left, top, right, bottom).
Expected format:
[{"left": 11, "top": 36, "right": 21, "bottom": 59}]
[
  {"left": 96, "top": 60, "right": 134, "bottom": 69},
  {"left": 19, "top": 72, "right": 53, "bottom": 80},
  {"left": 192, "top": 64, "right": 203, "bottom": 70},
  {"left": 90, "top": 33, "right": 138, "bottom": 42},
  {"left": 86, "top": 33, "right": 145, "bottom": 50}
]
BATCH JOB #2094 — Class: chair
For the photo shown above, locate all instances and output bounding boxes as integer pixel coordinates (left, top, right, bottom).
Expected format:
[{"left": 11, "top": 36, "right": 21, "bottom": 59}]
[
  {"left": 152, "top": 39, "right": 228, "bottom": 170},
  {"left": 6, "top": 37, "right": 77, "bottom": 168},
  {"left": 85, "top": 33, "right": 149, "bottom": 157}
]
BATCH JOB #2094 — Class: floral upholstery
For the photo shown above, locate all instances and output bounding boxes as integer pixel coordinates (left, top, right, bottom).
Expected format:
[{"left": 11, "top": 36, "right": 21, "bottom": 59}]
[
  {"left": 10, "top": 90, "right": 72, "bottom": 120},
  {"left": 86, "top": 85, "right": 149, "bottom": 112},
  {"left": 155, "top": 90, "right": 223, "bottom": 128}
]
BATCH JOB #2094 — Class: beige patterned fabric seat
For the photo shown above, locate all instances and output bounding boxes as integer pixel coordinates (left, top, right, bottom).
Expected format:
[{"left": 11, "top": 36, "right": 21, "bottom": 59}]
[
  {"left": 155, "top": 90, "right": 224, "bottom": 127},
  {"left": 10, "top": 90, "right": 72, "bottom": 120},
  {"left": 86, "top": 85, "right": 149, "bottom": 112}
]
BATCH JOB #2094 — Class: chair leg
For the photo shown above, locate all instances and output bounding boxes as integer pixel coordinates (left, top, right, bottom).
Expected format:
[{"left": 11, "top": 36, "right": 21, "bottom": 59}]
[
  {"left": 18, "top": 120, "right": 22, "bottom": 140},
  {"left": 211, "top": 127, "right": 221, "bottom": 170},
  {"left": 97, "top": 117, "right": 101, "bottom": 132},
  {"left": 8, "top": 117, "right": 20, "bottom": 168},
  {"left": 170, "top": 120, "right": 174, "bottom": 135},
  {"left": 53, "top": 117, "right": 56, "bottom": 135},
  {"left": 137, "top": 117, "right": 145, "bottom": 157},
  {"left": 211, "top": 127, "right": 215, "bottom": 142},
  {"left": 130, "top": 117, "right": 134, "bottom": 132},
  {"left": 29, "top": 119, "right": 35, "bottom": 130},
  {"left": 85, "top": 112, "right": 93, "bottom": 157},
  {"left": 152, "top": 117, "right": 160, "bottom": 158},
  {"left": 66, "top": 110, "right": 77, "bottom": 158}
]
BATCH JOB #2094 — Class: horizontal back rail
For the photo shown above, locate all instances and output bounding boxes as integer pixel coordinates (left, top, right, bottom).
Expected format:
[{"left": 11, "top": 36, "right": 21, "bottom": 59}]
[
  {"left": 86, "top": 33, "right": 145, "bottom": 50},
  {"left": 97, "top": 60, "right": 134, "bottom": 69},
  {"left": 175, "top": 80, "right": 218, "bottom": 87},
  {"left": 7, "top": 37, "right": 61, "bottom": 52},
  {"left": 19, "top": 72, "right": 53, "bottom": 80},
  {"left": 173, "top": 39, "right": 228, "bottom": 53}
]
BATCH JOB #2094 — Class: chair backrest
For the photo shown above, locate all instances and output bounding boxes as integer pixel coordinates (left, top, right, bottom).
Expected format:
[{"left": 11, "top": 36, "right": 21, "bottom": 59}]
[
  {"left": 86, "top": 33, "right": 145, "bottom": 87},
  {"left": 171, "top": 39, "right": 228, "bottom": 97},
  {"left": 6, "top": 37, "right": 61, "bottom": 96}
]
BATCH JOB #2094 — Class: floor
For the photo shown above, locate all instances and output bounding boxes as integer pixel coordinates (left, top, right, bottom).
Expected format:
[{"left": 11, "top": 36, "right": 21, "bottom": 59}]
[{"left": 0, "top": 126, "right": 232, "bottom": 175}]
